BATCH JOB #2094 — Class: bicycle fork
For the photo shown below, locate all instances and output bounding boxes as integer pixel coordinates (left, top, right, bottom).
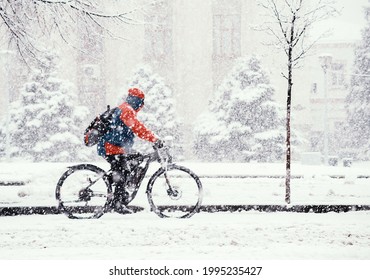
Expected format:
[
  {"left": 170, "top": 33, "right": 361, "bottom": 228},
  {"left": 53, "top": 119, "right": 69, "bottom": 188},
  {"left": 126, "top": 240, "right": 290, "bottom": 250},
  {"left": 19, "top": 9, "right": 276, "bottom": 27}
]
[
  {"left": 156, "top": 147, "right": 180, "bottom": 199},
  {"left": 161, "top": 165, "right": 181, "bottom": 199}
]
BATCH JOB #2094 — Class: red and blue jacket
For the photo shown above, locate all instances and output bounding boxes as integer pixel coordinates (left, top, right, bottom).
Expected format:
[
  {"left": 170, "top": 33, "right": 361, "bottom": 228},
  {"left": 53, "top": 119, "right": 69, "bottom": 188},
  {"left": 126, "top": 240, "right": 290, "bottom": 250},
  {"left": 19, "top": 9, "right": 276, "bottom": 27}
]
[{"left": 97, "top": 102, "right": 157, "bottom": 157}]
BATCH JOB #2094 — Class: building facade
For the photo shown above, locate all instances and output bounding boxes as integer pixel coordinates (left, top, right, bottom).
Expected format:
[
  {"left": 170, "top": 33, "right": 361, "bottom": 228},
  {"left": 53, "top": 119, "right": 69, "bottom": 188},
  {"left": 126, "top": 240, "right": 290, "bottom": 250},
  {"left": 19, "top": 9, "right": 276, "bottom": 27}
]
[{"left": 304, "top": 41, "right": 357, "bottom": 158}]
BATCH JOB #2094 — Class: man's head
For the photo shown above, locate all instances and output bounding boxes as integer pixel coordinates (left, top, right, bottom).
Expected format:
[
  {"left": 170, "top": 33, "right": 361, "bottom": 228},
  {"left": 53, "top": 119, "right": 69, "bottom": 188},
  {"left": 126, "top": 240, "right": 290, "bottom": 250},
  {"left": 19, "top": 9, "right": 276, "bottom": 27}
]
[{"left": 126, "top": 88, "right": 145, "bottom": 111}]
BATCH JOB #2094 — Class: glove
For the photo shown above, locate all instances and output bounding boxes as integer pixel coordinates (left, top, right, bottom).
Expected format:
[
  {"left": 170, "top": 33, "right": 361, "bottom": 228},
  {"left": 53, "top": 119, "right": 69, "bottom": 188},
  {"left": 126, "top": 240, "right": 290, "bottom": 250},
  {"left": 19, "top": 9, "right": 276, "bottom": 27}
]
[{"left": 153, "top": 139, "right": 164, "bottom": 149}]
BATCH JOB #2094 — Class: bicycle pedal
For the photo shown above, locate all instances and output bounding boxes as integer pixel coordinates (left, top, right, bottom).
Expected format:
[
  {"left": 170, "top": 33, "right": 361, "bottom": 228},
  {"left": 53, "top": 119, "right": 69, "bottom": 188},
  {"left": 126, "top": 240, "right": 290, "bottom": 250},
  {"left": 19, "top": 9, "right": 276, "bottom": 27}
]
[{"left": 115, "top": 204, "right": 133, "bottom": 215}]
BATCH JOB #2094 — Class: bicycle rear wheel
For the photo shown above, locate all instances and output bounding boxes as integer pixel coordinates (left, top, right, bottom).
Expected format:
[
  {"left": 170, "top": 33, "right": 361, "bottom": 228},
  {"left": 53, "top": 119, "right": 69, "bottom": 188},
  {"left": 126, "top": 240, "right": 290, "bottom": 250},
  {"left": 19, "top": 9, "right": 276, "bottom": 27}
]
[
  {"left": 55, "top": 164, "right": 112, "bottom": 219},
  {"left": 147, "top": 164, "right": 203, "bottom": 218}
]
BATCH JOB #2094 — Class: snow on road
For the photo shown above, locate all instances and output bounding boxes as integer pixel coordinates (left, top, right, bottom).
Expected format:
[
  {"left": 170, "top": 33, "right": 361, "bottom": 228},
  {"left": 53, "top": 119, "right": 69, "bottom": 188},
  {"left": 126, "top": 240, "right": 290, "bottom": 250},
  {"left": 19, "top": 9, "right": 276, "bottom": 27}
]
[{"left": 0, "top": 211, "right": 369, "bottom": 260}]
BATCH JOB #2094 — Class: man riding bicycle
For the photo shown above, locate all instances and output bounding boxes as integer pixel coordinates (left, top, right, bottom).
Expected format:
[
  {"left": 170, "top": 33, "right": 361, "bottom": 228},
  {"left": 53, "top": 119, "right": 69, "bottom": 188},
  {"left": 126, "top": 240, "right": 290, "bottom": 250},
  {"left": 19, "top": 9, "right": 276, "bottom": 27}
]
[
  {"left": 57, "top": 87, "right": 202, "bottom": 219},
  {"left": 95, "top": 88, "right": 163, "bottom": 213}
]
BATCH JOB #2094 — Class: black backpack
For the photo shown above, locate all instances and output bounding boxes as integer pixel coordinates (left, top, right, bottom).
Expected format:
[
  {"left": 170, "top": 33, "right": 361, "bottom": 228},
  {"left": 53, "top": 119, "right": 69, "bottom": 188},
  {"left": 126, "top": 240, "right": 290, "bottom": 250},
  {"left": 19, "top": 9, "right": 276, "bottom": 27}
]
[{"left": 84, "top": 105, "right": 116, "bottom": 147}]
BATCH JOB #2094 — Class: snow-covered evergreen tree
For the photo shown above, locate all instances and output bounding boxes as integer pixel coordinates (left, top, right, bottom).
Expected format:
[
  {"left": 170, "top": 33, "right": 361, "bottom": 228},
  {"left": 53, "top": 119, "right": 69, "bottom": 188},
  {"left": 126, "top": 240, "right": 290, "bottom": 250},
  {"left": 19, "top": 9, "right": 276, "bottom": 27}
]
[
  {"left": 122, "top": 65, "right": 184, "bottom": 158},
  {"left": 193, "top": 55, "right": 285, "bottom": 162},
  {"left": 345, "top": 5, "right": 370, "bottom": 160},
  {"left": 0, "top": 50, "right": 92, "bottom": 162},
  {"left": 0, "top": 126, "right": 5, "bottom": 158}
]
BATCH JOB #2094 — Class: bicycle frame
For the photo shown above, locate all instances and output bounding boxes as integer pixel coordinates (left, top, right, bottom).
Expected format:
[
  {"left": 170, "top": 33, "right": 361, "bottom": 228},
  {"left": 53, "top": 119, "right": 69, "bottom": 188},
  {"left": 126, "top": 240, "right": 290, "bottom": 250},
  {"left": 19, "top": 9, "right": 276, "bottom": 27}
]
[{"left": 103, "top": 146, "right": 173, "bottom": 204}]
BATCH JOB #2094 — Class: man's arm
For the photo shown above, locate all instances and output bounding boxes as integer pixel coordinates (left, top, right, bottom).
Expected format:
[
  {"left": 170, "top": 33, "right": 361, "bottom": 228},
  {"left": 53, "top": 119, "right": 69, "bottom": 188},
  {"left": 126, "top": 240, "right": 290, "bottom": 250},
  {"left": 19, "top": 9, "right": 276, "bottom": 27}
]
[{"left": 120, "top": 108, "right": 157, "bottom": 143}]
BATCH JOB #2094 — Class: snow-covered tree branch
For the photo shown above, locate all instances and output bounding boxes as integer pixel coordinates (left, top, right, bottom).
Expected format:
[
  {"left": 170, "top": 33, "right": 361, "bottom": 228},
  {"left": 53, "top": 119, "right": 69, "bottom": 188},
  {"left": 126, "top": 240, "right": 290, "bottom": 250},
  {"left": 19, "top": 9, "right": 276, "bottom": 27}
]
[
  {"left": 260, "top": 0, "right": 337, "bottom": 67},
  {"left": 0, "top": 0, "right": 153, "bottom": 61}
]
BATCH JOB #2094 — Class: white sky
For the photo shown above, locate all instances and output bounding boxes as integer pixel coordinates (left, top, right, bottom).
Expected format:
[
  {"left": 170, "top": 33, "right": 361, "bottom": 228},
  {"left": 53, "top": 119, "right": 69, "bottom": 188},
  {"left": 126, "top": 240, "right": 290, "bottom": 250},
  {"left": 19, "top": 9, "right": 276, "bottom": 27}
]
[{"left": 316, "top": 0, "right": 369, "bottom": 41}]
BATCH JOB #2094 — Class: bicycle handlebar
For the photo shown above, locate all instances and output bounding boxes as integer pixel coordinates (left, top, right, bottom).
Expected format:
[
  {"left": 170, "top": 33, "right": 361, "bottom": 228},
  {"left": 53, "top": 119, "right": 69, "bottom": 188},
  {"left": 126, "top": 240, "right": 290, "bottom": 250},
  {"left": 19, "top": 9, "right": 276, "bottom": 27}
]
[
  {"left": 120, "top": 144, "right": 172, "bottom": 166},
  {"left": 151, "top": 144, "right": 172, "bottom": 164}
]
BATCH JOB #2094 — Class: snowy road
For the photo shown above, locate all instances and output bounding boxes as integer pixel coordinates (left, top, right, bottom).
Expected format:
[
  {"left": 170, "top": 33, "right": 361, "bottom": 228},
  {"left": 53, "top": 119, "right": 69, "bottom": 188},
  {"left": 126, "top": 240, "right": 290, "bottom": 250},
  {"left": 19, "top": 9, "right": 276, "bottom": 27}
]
[{"left": 0, "top": 210, "right": 369, "bottom": 259}]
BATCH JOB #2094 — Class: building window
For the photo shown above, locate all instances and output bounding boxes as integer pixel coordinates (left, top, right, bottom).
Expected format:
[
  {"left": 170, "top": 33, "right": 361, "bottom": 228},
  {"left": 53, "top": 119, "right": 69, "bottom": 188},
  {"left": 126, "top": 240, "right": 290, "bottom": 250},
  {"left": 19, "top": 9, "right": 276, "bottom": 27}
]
[
  {"left": 311, "top": 82, "right": 317, "bottom": 94},
  {"left": 144, "top": 2, "right": 173, "bottom": 63},
  {"left": 213, "top": 14, "right": 241, "bottom": 58},
  {"left": 330, "top": 61, "right": 346, "bottom": 88}
]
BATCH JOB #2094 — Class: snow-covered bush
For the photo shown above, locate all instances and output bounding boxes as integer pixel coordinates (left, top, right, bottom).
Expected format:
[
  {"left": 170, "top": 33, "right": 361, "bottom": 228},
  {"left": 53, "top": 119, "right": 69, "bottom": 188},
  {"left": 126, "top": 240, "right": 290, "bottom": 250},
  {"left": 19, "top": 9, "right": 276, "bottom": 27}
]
[
  {"left": 193, "top": 55, "right": 285, "bottom": 162},
  {"left": 0, "top": 126, "right": 5, "bottom": 158},
  {"left": 0, "top": 50, "right": 92, "bottom": 162},
  {"left": 123, "top": 65, "right": 184, "bottom": 159}
]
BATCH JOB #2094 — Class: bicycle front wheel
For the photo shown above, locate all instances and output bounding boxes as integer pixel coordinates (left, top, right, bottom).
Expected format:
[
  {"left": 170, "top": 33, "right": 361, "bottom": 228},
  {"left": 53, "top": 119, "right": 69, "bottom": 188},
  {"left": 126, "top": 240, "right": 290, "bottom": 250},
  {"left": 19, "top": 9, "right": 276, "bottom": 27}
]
[
  {"left": 55, "top": 164, "right": 112, "bottom": 219},
  {"left": 147, "top": 164, "right": 203, "bottom": 218}
]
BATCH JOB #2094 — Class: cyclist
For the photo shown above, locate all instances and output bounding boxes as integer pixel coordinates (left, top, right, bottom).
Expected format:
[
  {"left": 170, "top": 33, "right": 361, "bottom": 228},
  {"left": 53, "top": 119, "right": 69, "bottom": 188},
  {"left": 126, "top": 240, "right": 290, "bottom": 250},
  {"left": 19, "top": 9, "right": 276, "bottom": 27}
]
[{"left": 98, "top": 87, "right": 163, "bottom": 213}]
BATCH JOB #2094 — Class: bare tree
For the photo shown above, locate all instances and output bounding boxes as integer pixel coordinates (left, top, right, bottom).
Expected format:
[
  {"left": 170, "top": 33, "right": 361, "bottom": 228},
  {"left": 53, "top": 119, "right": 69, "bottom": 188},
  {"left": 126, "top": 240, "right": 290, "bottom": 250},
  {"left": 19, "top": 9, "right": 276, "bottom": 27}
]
[
  {"left": 0, "top": 0, "right": 154, "bottom": 61},
  {"left": 259, "top": 0, "right": 337, "bottom": 204}
]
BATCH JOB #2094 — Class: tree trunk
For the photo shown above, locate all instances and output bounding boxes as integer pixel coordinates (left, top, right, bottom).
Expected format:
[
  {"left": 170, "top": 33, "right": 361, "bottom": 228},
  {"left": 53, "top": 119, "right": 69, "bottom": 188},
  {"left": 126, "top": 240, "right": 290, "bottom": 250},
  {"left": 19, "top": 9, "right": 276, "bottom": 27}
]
[
  {"left": 285, "top": 18, "right": 295, "bottom": 204},
  {"left": 285, "top": 74, "right": 292, "bottom": 204}
]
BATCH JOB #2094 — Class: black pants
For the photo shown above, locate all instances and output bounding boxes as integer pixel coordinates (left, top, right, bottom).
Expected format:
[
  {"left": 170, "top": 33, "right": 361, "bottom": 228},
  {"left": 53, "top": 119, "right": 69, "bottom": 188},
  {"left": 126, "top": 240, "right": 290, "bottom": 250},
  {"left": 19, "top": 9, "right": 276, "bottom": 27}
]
[{"left": 105, "top": 155, "right": 129, "bottom": 200}]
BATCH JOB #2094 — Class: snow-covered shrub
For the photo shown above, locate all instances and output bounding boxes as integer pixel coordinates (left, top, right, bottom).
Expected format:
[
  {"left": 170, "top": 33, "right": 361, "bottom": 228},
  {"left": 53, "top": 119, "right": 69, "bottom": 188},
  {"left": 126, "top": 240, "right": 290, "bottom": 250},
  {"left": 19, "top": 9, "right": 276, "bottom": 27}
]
[
  {"left": 0, "top": 125, "right": 6, "bottom": 158},
  {"left": 1, "top": 50, "right": 92, "bottom": 162},
  {"left": 193, "top": 55, "right": 285, "bottom": 162}
]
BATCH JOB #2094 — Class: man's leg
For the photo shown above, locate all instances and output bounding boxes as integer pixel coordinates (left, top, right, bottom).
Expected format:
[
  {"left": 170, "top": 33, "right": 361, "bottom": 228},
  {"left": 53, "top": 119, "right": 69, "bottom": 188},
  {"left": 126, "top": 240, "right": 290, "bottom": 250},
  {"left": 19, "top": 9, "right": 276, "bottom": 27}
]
[{"left": 105, "top": 155, "right": 131, "bottom": 213}]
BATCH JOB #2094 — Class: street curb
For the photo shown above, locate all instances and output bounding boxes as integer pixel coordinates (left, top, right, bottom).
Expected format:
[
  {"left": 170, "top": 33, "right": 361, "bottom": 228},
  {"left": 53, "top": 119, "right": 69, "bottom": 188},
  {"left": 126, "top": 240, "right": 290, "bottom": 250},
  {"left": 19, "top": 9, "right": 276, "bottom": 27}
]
[
  {"left": 200, "top": 204, "right": 370, "bottom": 213},
  {"left": 1, "top": 204, "right": 369, "bottom": 217},
  {"left": 0, "top": 205, "right": 144, "bottom": 217},
  {"left": 0, "top": 181, "right": 28, "bottom": 186}
]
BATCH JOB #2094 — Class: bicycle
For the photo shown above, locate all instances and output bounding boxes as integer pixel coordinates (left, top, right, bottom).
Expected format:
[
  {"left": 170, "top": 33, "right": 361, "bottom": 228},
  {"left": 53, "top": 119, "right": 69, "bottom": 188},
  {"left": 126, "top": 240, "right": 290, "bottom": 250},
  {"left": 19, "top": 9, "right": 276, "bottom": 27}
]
[{"left": 55, "top": 145, "right": 203, "bottom": 219}]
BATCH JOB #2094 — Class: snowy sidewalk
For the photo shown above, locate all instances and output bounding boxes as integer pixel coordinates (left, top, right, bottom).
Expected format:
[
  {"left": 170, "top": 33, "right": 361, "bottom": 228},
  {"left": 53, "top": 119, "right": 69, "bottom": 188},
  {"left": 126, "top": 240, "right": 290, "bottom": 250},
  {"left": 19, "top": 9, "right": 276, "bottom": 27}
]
[
  {"left": 1, "top": 160, "right": 369, "bottom": 182},
  {"left": 187, "top": 161, "right": 370, "bottom": 178},
  {"left": 0, "top": 161, "right": 369, "bottom": 207}
]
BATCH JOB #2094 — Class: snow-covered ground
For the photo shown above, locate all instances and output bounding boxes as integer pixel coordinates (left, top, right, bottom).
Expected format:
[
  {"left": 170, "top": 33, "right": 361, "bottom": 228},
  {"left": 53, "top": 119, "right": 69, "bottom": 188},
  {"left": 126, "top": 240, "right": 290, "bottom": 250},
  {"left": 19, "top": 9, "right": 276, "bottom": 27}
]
[
  {"left": 1, "top": 210, "right": 370, "bottom": 260},
  {"left": 0, "top": 160, "right": 370, "bottom": 260}
]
